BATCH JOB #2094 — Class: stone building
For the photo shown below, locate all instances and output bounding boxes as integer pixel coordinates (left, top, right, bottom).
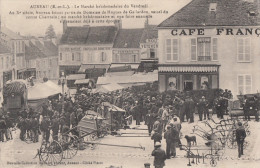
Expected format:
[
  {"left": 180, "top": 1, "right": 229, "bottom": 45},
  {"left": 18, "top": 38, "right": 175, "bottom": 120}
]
[{"left": 157, "top": 0, "right": 260, "bottom": 96}]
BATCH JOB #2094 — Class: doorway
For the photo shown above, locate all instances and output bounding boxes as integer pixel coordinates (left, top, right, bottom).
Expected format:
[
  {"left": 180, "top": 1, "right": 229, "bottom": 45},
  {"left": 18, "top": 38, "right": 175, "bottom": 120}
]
[{"left": 184, "top": 81, "right": 193, "bottom": 91}]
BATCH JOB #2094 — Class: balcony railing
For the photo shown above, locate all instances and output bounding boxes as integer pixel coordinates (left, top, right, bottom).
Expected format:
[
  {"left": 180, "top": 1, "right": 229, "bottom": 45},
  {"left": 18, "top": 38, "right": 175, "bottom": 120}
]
[{"left": 198, "top": 56, "right": 211, "bottom": 61}]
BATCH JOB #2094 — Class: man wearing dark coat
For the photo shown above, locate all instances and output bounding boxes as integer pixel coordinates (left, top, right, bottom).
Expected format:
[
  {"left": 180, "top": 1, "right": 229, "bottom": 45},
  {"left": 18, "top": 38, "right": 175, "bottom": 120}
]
[
  {"left": 244, "top": 97, "right": 256, "bottom": 121},
  {"left": 236, "top": 122, "right": 246, "bottom": 158},
  {"left": 31, "top": 115, "right": 39, "bottom": 142},
  {"left": 169, "top": 124, "right": 180, "bottom": 157},
  {"left": 188, "top": 97, "right": 196, "bottom": 123},
  {"left": 51, "top": 115, "right": 60, "bottom": 141},
  {"left": 152, "top": 142, "right": 166, "bottom": 168},
  {"left": 146, "top": 110, "right": 156, "bottom": 135},
  {"left": 164, "top": 125, "right": 173, "bottom": 159},
  {"left": 40, "top": 116, "right": 51, "bottom": 143},
  {"left": 197, "top": 96, "right": 209, "bottom": 121},
  {"left": 0, "top": 116, "right": 7, "bottom": 142}
]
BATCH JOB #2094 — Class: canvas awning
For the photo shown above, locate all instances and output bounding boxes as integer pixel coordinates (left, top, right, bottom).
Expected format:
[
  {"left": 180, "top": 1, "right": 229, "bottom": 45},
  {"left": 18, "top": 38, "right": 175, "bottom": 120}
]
[
  {"left": 158, "top": 65, "right": 219, "bottom": 73},
  {"left": 66, "top": 74, "right": 85, "bottom": 80},
  {"left": 78, "top": 64, "right": 111, "bottom": 73},
  {"left": 109, "top": 63, "right": 139, "bottom": 70},
  {"left": 28, "top": 81, "right": 61, "bottom": 100},
  {"left": 97, "top": 72, "right": 158, "bottom": 85},
  {"left": 74, "top": 79, "right": 90, "bottom": 85},
  {"left": 108, "top": 65, "right": 132, "bottom": 72},
  {"left": 94, "top": 83, "right": 124, "bottom": 93}
]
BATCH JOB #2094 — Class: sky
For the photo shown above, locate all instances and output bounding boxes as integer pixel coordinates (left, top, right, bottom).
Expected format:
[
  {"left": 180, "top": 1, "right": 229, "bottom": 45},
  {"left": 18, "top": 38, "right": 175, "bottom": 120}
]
[{"left": 0, "top": 0, "right": 191, "bottom": 36}]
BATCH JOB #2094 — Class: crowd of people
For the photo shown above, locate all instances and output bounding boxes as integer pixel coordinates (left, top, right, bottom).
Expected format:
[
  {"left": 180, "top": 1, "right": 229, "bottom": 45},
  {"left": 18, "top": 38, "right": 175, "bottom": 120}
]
[{"left": 1, "top": 81, "right": 259, "bottom": 146}]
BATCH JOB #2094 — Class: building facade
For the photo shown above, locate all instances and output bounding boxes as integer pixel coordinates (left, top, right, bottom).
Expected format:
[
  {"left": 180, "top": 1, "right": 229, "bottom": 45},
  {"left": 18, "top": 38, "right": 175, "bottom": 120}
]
[
  {"left": 157, "top": 0, "right": 260, "bottom": 96},
  {"left": 0, "top": 44, "right": 13, "bottom": 104},
  {"left": 25, "top": 39, "right": 59, "bottom": 81},
  {"left": 112, "top": 28, "right": 144, "bottom": 70},
  {"left": 59, "top": 21, "right": 119, "bottom": 76},
  {"left": 0, "top": 27, "right": 26, "bottom": 80}
]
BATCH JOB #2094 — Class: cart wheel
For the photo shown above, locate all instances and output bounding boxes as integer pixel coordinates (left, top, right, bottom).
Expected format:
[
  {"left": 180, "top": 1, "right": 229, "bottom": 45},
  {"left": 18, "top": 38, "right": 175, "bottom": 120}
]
[
  {"left": 39, "top": 140, "right": 63, "bottom": 166},
  {"left": 61, "top": 135, "right": 79, "bottom": 159},
  {"left": 89, "top": 133, "right": 97, "bottom": 141},
  {"left": 210, "top": 158, "right": 217, "bottom": 167}
]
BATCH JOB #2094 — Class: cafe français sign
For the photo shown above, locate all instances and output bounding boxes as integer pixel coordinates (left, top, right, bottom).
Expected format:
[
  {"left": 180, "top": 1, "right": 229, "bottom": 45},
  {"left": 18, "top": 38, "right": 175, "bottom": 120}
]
[{"left": 171, "top": 28, "right": 260, "bottom": 37}]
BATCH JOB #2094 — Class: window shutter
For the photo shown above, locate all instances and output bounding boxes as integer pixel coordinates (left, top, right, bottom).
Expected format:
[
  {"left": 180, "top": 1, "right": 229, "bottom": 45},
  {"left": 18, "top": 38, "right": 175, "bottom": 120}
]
[
  {"left": 172, "top": 39, "right": 178, "bottom": 61},
  {"left": 237, "top": 39, "right": 244, "bottom": 61},
  {"left": 166, "top": 39, "right": 172, "bottom": 61},
  {"left": 245, "top": 75, "right": 251, "bottom": 94},
  {"left": 245, "top": 38, "right": 250, "bottom": 61},
  {"left": 212, "top": 38, "right": 218, "bottom": 60},
  {"left": 238, "top": 75, "right": 244, "bottom": 94},
  {"left": 191, "top": 38, "right": 197, "bottom": 61}
]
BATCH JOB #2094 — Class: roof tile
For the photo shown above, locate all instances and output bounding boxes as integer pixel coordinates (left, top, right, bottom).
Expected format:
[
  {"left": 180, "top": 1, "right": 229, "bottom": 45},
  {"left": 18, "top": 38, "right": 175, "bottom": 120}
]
[
  {"left": 158, "top": 0, "right": 259, "bottom": 27},
  {"left": 113, "top": 29, "right": 144, "bottom": 48}
]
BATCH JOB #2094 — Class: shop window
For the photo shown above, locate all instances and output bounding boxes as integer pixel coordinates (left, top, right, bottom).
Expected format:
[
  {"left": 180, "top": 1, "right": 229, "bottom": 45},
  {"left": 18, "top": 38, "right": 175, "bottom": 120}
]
[
  {"left": 168, "top": 77, "right": 177, "bottom": 90},
  {"left": 238, "top": 75, "right": 252, "bottom": 94},
  {"left": 237, "top": 38, "right": 250, "bottom": 62},
  {"left": 200, "top": 76, "right": 209, "bottom": 89},
  {"left": 166, "top": 39, "right": 179, "bottom": 62}
]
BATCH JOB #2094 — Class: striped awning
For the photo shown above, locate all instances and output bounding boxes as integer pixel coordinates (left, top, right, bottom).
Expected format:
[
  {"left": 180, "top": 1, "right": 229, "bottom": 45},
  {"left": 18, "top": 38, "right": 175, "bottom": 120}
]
[{"left": 159, "top": 66, "right": 218, "bottom": 72}]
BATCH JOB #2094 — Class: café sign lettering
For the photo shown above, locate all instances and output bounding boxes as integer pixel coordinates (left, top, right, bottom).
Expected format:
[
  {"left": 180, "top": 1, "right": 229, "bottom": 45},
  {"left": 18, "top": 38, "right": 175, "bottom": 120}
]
[{"left": 171, "top": 28, "right": 260, "bottom": 37}]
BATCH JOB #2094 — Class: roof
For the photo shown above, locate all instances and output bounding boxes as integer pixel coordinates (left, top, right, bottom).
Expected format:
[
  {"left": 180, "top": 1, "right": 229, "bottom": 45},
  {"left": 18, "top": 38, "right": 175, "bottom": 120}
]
[
  {"left": 1, "top": 27, "right": 24, "bottom": 40},
  {"left": 60, "top": 26, "right": 117, "bottom": 45},
  {"left": 60, "top": 26, "right": 90, "bottom": 44},
  {"left": 86, "top": 26, "right": 117, "bottom": 44},
  {"left": 158, "top": 0, "right": 259, "bottom": 28},
  {"left": 25, "top": 41, "right": 46, "bottom": 60},
  {"left": 0, "top": 43, "right": 11, "bottom": 54},
  {"left": 140, "top": 25, "right": 158, "bottom": 43},
  {"left": 43, "top": 41, "right": 58, "bottom": 56},
  {"left": 113, "top": 29, "right": 144, "bottom": 48}
]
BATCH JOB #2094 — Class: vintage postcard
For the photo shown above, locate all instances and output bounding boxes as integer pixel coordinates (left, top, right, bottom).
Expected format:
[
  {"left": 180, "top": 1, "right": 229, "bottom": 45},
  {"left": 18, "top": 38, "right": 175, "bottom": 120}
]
[{"left": 0, "top": 0, "right": 260, "bottom": 168}]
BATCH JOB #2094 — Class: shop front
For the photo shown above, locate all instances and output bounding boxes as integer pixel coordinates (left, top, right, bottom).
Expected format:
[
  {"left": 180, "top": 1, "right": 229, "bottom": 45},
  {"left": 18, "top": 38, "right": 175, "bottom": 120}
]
[
  {"left": 59, "top": 65, "right": 80, "bottom": 77},
  {"left": 158, "top": 64, "right": 220, "bottom": 92},
  {"left": 17, "top": 68, "right": 36, "bottom": 80}
]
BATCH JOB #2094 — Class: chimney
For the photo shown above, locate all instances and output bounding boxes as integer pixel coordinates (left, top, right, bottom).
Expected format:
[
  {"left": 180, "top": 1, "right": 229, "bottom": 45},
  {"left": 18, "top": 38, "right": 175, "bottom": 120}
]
[
  {"left": 114, "top": 19, "right": 122, "bottom": 30},
  {"left": 63, "top": 20, "right": 67, "bottom": 34}
]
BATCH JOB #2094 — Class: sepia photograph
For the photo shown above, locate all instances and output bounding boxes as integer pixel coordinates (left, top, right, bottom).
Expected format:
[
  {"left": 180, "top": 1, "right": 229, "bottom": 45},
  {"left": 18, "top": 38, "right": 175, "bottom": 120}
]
[{"left": 0, "top": 0, "right": 260, "bottom": 167}]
